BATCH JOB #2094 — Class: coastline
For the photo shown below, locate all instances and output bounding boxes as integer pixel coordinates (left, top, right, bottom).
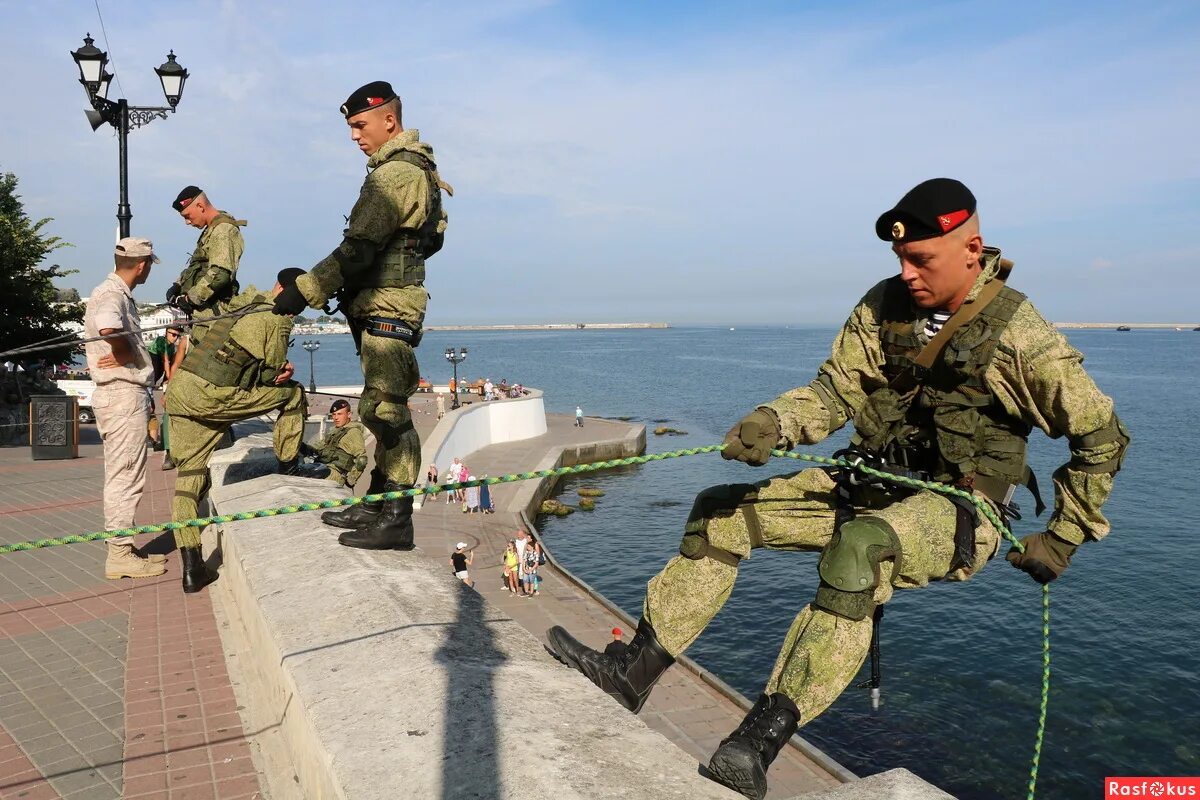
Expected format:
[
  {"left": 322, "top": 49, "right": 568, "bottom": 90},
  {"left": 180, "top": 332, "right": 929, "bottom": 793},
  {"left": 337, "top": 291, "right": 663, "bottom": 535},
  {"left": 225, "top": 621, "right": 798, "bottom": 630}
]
[{"left": 1054, "top": 322, "right": 1199, "bottom": 329}]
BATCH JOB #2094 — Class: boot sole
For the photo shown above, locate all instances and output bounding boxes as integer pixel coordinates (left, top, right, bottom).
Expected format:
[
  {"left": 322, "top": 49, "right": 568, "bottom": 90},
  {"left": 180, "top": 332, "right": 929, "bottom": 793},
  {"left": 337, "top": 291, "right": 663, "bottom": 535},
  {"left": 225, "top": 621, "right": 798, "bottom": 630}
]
[
  {"left": 336, "top": 540, "right": 416, "bottom": 550},
  {"left": 705, "top": 742, "right": 767, "bottom": 800},
  {"left": 105, "top": 570, "right": 166, "bottom": 580},
  {"left": 545, "top": 628, "right": 583, "bottom": 670},
  {"left": 321, "top": 520, "right": 374, "bottom": 530}
]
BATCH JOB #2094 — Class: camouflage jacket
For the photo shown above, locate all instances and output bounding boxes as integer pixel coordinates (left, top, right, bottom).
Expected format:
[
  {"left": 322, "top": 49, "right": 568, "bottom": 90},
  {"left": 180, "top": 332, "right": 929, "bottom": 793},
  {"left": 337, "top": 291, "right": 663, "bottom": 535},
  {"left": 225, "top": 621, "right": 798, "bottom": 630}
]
[
  {"left": 311, "top": 421, "right": 367, "bottom": 486},
  {"left": 177, "top": 213, "right": 245, "bottom": 309},
  {"left": 296, "top": 130, "right": 449, "bottom": 323},
  {"left": 762, "top": 250, "right": 1128, "bottom": 545}
]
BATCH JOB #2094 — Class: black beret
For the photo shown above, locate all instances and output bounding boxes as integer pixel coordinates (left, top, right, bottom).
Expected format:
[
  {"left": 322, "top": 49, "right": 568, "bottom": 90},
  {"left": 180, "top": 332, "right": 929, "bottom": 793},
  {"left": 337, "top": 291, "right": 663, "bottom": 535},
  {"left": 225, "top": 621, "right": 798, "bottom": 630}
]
[
  {"left": 340, "top": 81, "right": 397, "bottom": 119},
  {"left": 172, "top": 185, "right": 203, "bottom": 212},
  {"left": 875, "top": 178, "right": 977, "bottom": 243},
  {"left": 277, "top": 267, "right": 306, "bottom": 288},
  {"left": 330, "top": 398, "right": 351, "bottom": 413}
]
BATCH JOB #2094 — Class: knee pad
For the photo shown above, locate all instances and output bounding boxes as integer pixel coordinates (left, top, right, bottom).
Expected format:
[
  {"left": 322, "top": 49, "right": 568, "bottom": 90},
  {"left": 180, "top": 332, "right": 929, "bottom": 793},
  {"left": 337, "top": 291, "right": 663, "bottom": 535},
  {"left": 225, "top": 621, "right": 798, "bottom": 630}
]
[
  {"left": 814, "top": 517, "right": 901, "bottom": 621},
  {"left": 679, "top": 484, "right": 760, "bottom": 567}
]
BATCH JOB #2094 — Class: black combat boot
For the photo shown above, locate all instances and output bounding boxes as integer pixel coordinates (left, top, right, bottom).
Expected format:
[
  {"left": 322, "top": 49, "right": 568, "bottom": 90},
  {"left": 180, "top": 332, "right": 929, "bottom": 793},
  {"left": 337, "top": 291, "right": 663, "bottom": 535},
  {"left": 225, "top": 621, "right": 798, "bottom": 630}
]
[
  {"left": 545, "top": 617, "right": 674, "bottom": 713},
  {"left": 321, "top": 469, "right": 385, "bottom": 530},
  {"left": 705, "top": 692, "right": 801, "bottom": 800},
  {"left": 337, "top": 483, "right": 415, "bottom": 550},
  {"left": 277, "top": 456, "right": 300, "bottom": 475},
  {"left": 179, "top": 546, "right": 218, "bottom": 594}
]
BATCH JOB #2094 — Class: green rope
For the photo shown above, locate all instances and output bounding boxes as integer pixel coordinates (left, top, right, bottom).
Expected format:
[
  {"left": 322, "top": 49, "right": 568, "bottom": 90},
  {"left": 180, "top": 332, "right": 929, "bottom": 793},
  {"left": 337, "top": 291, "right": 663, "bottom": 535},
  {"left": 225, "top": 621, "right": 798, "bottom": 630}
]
[{"left": 0, "top": 442, "right": 1047, "bottom": 798}]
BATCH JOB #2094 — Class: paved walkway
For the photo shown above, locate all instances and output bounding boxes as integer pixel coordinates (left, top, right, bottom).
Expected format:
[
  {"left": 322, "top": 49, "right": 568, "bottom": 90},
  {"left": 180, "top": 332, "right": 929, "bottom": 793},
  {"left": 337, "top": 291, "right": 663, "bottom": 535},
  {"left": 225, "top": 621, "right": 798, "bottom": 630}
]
[{"left": 0, "top": 429, "right": 262, "bottom": 799}]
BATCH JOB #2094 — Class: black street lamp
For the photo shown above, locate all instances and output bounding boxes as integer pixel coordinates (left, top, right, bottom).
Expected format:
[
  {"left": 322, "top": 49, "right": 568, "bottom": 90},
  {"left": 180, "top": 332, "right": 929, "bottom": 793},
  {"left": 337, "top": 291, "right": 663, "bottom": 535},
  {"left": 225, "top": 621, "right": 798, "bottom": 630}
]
[
  {"left": 302, "top": 340, "right": 321, "bottom": 393},
  {"left": 444, "top": 347, "right": 467, "bottom": 410},
  {"left": 71, "top": 34, "right": 189, "bottom": 238}
]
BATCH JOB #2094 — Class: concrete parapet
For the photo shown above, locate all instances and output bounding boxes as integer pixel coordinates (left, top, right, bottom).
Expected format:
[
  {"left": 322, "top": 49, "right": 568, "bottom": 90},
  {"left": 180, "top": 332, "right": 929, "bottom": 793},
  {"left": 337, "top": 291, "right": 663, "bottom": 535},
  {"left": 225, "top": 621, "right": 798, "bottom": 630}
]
[
  {"left": 422, "top": 390, "right": 548, "bottom": 479},
  {"left": 791, "top": 768, "right": 954, "bottom": 799},
  {"left": 208, "top": 474, "right": 748, "bottom": 800}
]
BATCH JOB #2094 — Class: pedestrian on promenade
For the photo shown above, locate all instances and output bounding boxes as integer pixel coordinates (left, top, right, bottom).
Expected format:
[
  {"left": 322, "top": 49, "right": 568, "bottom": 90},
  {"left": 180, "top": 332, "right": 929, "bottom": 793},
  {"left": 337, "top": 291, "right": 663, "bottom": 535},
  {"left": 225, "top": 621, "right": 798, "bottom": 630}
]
[
  {"left": 575, "top": 405, "right": 584, "bottom": 427},
  {"left": 521, "top": 540, "right": 539, "bottom": 598},
  {"left": 546, "top": 178, "right": 1130, "bottom": 800},
  {"left": 436, "top": 392, "right": 446, "bottom": 419},
  {"left": 464, "top": 475, "right": 480, "bottom": 513},
  {"left": 85, "top": 238, "right": 167, "bottom": 581},
  {"left": 427, "top": 463, "right": 439, "bottom": 491},
  {"left": 451, "top": 542, "right": 474, "bottom": 588},
  {"left": 513, "top": 529, "right": 531, "bottom": 594},
  {"left": 502, "top": 541, "right": 520, "bottom": 593},
  {"left": 603, "top": 628, "right": 627, "bottom": 659},
  {"left": 479, "top": 476, "right": 494, "bottom": 514},
  {"left": 276, "top": 80, "right": 452, "bottom": 552}
]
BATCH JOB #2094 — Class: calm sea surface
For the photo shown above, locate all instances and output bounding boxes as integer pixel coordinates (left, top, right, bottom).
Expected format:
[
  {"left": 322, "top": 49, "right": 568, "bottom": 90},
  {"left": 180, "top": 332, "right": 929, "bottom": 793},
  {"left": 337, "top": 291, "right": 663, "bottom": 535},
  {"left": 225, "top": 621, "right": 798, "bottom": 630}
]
[{"left": 305, "top": 326, "right": 1199, "bottom": 799}]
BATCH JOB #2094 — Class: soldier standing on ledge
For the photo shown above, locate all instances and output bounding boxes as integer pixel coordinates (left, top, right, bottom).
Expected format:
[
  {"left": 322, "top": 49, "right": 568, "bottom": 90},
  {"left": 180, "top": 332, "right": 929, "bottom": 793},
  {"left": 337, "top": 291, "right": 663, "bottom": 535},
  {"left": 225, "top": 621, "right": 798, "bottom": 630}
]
[
  {"left": 546, "top": 179, "right": 1130, "bottom": 800},
  {"left": 167, "top": 185, "right": 246, "bottom": 346},
  {"left": 272, "top": 80, "right": 451, "bottom": 551}
]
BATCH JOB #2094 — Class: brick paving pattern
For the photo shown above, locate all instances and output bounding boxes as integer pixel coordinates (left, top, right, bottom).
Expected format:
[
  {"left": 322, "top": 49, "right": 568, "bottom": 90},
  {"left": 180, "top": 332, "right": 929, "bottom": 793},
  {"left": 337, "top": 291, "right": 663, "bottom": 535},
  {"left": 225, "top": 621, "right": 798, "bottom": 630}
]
[{"left": 0, "top": 423, "right": 264, "bottom": 800}]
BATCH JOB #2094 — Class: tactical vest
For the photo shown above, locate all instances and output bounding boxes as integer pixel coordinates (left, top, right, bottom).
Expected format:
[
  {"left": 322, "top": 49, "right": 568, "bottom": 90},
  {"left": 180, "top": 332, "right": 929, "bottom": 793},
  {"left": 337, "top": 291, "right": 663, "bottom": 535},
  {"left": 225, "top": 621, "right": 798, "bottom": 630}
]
[
  {"left": 344, "top": 150, "right": 445, "bottom": 293},
  {"left": 177, "top": 293, "right": 268, "bottom": 390},
  {"left": 179, "top": 213, "right": 245, "bottom": 305},
  {"left": 316, "top": 422, "right": 365, "bottom": 476},
  {"left": 851, "top": 274, "right": 1040, "bottom": 509}
]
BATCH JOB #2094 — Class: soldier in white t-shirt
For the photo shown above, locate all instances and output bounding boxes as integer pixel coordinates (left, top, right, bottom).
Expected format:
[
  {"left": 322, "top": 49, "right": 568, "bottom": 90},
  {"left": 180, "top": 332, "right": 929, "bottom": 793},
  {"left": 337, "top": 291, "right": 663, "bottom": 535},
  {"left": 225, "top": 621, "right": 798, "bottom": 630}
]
[{"left": 84, "top": 238, "right": 167, "bottom": 580}]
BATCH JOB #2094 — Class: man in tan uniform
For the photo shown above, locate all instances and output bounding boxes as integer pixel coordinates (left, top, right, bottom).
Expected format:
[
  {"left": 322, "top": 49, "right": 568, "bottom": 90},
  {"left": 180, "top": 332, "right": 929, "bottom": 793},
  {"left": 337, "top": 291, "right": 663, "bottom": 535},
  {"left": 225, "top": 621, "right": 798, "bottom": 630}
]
[
  {"left": 547, "top": 179, "right": 1130, "bottom": 800},
  {"left": 272, "top": 80, "right": 450, "bottom": 552},
  {"left": 167, "top": 185, "right": 246, "bottom": 346},
  {"left": 84, "top": 237, "right": 168, "bottom": 580},
  {"left": 166, "top": 269, "right": 306, "bottom": 593}
]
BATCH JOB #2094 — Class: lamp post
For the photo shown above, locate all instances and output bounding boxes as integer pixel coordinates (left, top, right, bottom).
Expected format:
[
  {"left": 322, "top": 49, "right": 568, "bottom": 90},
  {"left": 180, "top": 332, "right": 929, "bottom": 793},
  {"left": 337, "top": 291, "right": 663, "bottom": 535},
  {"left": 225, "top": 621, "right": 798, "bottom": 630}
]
[
  {"left": 302, "top": 340, "right": 321, "bottom": 393},
  {"left": 71, "top": 34, "right": 188, "bottom": 238},
  {"left": 444, "top": 347, "right": 467, "bottom": 410}
]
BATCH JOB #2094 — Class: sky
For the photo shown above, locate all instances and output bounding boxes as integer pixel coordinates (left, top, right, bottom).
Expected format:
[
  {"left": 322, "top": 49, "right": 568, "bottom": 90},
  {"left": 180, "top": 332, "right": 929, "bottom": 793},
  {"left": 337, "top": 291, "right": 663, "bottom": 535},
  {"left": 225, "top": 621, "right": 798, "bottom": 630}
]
[{"left": 0, "top": 0, "right": 1197, "bottom": 325}]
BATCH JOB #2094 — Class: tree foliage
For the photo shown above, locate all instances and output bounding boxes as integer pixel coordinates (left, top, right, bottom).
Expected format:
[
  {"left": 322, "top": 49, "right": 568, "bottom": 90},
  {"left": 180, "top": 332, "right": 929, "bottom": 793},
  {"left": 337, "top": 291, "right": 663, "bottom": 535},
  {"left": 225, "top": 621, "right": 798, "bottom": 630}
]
[{"left": 0, "top": 170, "right": 83, "bottom": 365}]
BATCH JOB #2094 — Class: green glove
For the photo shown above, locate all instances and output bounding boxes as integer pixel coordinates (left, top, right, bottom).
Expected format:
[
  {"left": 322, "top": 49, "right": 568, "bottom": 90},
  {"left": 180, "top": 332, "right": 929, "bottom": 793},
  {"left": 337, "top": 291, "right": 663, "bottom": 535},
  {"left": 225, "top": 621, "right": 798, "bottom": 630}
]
[
  {"left": 721, "top": 408, "right": 781, "bottom": 466},
  {"left": 1005, "top": 531, "right": 1077, "bottom": 584}
]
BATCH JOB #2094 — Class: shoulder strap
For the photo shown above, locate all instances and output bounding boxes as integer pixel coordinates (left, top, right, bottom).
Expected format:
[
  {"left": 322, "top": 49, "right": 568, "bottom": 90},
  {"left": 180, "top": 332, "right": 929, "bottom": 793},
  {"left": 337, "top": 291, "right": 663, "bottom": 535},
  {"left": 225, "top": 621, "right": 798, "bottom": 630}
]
[
  {"left": 890, "top": 256, "right": 1013, "bottom": 393},
  {"left": 209, "top": 212, "right": 247, "bottom": 228},
  {"left": 383, "top": 149, "right": 454, "bottom": 196}
]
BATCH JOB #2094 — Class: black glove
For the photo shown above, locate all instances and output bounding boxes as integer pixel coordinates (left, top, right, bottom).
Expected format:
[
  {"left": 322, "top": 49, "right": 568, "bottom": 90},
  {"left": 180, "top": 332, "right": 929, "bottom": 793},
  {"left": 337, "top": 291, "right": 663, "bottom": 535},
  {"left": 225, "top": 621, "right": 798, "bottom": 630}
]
[
  {"left": 721, "top": 408, "right": 781, "bottom": 466},
  {"left": 1005, "top": 531, "right": 1077, "bottom": 584},
  {"left": 173, "top": 294, "right": 195, "bottom": 315},
  {"left": 165, "top": 283, "right": 181, "bottom": 304},
  {"left": 272, "top": 283, "right": 308, "bottom": 316},
  {"left": 299, "top": 443, "right": 316, "bottom": 458}
]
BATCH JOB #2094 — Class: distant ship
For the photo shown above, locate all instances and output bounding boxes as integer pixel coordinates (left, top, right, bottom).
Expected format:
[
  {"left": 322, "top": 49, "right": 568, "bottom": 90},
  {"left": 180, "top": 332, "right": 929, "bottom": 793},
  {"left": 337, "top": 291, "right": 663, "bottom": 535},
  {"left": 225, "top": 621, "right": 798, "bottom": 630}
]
[{"left": 1116, "top": 325, "right": 1132, "bottom": 332}]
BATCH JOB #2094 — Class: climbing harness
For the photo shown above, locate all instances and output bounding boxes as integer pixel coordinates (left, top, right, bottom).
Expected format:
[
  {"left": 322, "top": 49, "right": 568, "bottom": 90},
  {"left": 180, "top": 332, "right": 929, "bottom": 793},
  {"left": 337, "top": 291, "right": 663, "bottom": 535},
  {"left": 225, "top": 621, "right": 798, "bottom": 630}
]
[{"left": 0, "top": 444, "right": 1050, "bottom": 799}]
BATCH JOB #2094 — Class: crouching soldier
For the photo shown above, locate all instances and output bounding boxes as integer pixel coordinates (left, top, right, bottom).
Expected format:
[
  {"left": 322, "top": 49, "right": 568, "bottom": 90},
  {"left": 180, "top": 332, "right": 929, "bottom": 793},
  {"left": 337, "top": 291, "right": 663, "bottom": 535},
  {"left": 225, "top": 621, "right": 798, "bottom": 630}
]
[
  {"left": 296, "top": 398, "right": 368, "bottom": 489},
  {"left": 165, "top": 268, "right": 308, "bottom": 593}
]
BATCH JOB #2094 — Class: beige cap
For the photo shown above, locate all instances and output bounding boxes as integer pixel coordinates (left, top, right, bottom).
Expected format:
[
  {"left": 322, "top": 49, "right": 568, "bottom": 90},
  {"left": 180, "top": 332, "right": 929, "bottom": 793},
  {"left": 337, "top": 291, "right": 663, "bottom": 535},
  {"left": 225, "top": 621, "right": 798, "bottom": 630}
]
[{"left": 114, "top": 237, "right": 161, "bottom": 263}]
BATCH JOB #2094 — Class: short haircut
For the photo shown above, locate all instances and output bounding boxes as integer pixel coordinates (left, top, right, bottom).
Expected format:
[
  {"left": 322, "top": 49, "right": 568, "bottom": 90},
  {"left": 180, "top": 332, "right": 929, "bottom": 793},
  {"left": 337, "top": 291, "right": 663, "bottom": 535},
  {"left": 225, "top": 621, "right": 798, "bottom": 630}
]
[
  {"left": 381, "top": 97, "right": 403, "bottom": 126},
  {"left": 114, "top": 254, "right": 146, "bottom": 270}
]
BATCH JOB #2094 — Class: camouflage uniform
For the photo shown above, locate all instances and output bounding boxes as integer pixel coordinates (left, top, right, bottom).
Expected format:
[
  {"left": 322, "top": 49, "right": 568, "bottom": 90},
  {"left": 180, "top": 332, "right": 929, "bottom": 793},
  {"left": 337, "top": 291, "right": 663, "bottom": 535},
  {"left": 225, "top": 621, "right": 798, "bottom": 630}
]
[
  {"left": 306, "top": 421, "right": 368, "bottom": 488},
  {"left": 175, "top": 213, "right": 245, "bottom": 346},
  {"left": 645, "top": 250, "right": 1128, "bottom": 725},
  {"left": 295, "top": 129, "right": 448, "bottom": 487},
  {"left": 165, "top": 290, "right": 304, "bottom": 549}
]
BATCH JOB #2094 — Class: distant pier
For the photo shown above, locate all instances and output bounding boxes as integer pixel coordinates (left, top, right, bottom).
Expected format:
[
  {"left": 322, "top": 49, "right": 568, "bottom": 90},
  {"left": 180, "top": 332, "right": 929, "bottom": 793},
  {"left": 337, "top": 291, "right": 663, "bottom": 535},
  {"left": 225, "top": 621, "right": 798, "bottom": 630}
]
[
  {"left": 1055, "top": 322, "right": 1199, "bottom": 329},
  {"left": 425, "top": 321, "right": 670, "bottom": 331}
]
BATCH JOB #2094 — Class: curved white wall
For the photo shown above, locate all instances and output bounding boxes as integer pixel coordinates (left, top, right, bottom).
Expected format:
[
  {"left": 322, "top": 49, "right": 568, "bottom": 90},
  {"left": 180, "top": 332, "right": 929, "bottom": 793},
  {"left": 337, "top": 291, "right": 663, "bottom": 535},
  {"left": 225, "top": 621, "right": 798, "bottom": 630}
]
[{"left": 424, "top": 392, "right": 547, "bottom": 475}]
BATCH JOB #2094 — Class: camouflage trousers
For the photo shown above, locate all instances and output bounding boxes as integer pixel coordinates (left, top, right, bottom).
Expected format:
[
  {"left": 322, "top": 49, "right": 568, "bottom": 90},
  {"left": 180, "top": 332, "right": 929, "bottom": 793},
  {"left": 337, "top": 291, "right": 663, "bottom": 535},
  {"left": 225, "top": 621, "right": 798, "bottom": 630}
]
[
  {"left": 165, "top": 375, "right": 305, "bottom": 549},
  {"left": 644, "top": 467, "right": 1003, "bottom": 726},
  {"left": 358, "top": 330, "right": 420, "bottom": 486}
]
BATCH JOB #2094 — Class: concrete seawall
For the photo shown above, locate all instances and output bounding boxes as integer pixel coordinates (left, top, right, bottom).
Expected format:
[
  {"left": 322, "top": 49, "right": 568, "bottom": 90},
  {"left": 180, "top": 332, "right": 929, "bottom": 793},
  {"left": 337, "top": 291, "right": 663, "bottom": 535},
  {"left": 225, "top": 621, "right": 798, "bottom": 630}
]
[{"left": 201, "top": 393, "right": 951, "bottom": 798}]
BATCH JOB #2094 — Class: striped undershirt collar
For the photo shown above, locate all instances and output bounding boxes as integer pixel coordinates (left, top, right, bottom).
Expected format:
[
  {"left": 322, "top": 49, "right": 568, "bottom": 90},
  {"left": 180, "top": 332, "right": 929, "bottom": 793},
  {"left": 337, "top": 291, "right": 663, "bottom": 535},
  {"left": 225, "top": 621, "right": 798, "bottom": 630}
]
[{"left": 923, "top": 310, "right": 953, "bottom": 339}]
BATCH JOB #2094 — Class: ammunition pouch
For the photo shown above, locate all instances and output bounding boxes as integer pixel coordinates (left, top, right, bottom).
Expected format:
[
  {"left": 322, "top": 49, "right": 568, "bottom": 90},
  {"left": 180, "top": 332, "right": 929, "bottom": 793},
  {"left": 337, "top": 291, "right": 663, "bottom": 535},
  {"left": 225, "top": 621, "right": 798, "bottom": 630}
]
[
  {"left": 363, "top": 316, "right": 423, "bottom": 347},
  {"left": 179, "top": 336, "right": 261, "bottom": 390},
  {"left": 814, "top": 517, "right": 901, "bottom": 621}
]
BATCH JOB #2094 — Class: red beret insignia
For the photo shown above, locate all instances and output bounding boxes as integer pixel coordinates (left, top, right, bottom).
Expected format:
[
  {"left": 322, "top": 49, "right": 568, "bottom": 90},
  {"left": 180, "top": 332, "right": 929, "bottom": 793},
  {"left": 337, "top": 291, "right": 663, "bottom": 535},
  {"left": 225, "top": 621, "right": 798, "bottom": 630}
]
[
  {"left": 367, "top": 97, "right": 384, "bottom": 107},
  {"left": 938, "top": 209, "right": 969, "bottom": 232}
]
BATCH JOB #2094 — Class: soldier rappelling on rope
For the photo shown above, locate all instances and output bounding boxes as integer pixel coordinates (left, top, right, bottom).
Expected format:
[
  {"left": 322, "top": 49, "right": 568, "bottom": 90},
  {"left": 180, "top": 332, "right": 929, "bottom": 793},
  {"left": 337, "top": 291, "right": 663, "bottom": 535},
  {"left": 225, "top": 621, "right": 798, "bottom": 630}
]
[{"left": 545, "top": 178, "right": 1130, "bottom": 800}]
